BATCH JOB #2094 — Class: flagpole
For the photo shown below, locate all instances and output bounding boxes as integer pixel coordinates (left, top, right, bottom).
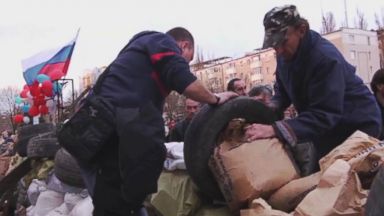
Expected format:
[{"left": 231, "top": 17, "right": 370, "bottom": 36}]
[{"left": 57, "top": 28, "right": 80, "bottom": 123}]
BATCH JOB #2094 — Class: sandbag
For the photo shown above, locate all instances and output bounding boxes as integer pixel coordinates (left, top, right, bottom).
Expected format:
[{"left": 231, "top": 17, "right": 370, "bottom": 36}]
[
  {"left": 46, "top": 203, "right": 70, "bottom": 216},
  {"left": 240, "top": 198, "right": 290, "bottom": 216},
  {"left": 320, "top": 130, "right": 381, "bottom": 171},
  {"left": 209, "top": 136, "right": 299, "bottom": 211},
  {"left": 295, "top": 159, "right": 368, "bottom": 216},
  {"left": 150, "top": 170, "right": 202, "bottom": 216},
  {"left": 68, "top": 196, "right": 93, "bottom": 216},
  {"left": 27, "top": 179, "right": 47, "bottom": 206},
  {"left": 268, "top": 172, "right": 321, "bottom": 212},
  {"left": 320, "top": 130, "right": 384, "bottom": 188},
  {"left": 33, "top": 190, "right": 65, "bottom": 216}
]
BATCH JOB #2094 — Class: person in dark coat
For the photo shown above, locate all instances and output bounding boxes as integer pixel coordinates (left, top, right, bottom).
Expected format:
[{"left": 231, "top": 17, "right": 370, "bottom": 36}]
[
  {"left": 82, "top": 27, "right": 237, "bottom": 216},
  {"left": 168, "top": 98, "right": 201, "bottom": 142},
  {"left": 370, "top": 68, "right": 384, "bottom": 139},
  {"left": 245, "top": 5, "right": 382, "bottom": 175}
]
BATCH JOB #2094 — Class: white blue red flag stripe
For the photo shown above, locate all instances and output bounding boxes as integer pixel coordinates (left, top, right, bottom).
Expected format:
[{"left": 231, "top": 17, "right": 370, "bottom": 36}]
[{"left": 22, "top": 31, "right": 79, "bottom": 85}]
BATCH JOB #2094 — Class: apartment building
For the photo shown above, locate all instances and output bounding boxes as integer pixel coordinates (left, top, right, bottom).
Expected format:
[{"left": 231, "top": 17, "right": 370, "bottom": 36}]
[
  {"left": 323, "top": 28, "right": 381, "bottom": 85},
  {"left": 191, "top": 49, "right": 276, "bottom": 93}
]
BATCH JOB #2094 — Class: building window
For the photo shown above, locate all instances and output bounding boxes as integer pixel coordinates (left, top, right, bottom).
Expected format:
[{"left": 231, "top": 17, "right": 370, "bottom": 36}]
[
  {"left": 350, "top": 50, "right": 356, "bottom": 60},
  {"left": 253, "top": 56, "right": 260, "bottom": 61},
  {"left": 368, "top": 52, "right": 371, "bottom": 60},
  {"left": 367, "top": 36, "right": 371, "bottom": 45},
  {"left": 349, "top": 35, "right": 355, "bottom": 43}
]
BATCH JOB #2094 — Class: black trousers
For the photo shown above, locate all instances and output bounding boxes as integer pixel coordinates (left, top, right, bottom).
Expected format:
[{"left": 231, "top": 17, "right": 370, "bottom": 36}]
[{"left": 91, "top": 103, "right": 166, "bottom": 216}]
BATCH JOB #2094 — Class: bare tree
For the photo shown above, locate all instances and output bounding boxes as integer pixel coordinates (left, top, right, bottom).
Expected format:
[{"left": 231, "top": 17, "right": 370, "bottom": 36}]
[
  {"left": 375, "top": 12, "right": 384, "bottom": 29},
  {"left": 355, "top": 9, "right": 368, "bottom": 30},
  {"left": 164, "top": 92, "right": 185, "bottom": 124},
  {"left": 0, "top": 86, "right": 21, "bottom": 132},
  {"left": 321, "top": 12, "right": 337, "bottom": 34}
]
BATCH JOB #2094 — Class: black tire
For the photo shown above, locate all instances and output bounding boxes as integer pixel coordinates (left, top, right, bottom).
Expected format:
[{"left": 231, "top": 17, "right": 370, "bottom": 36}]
[
  {"left": 184, "top": 96, "right": 277, "bottom": 200},
  {"left": 16, "top": 123, "right": 55, "bottom": 157},
  {"left": 27, "top": 132, "right": 60, "bottom": 158},
  {"left": 54, "top": 148, "right": 85, "bottom": 188}
]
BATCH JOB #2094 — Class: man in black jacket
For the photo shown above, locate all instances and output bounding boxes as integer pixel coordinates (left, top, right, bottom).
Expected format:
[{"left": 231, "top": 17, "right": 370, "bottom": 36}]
[{"left": 83, "top": 27, "right": 236, "bottom": 216}]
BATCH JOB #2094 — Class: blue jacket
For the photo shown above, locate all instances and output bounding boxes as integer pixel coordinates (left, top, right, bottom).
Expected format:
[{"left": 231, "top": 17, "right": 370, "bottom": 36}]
[
  {"left": 273, "top": 30, "right": 382, "bottom": 157},
  {"left": 87, "top": 31, "right": 197, "bottom": 213},
  {"left": 99, "top": 31, "right": 196, "bottom": 110}
]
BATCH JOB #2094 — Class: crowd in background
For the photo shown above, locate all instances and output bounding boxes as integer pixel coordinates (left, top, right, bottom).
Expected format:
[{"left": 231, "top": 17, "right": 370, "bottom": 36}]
[
  {"left": 164, "top": 78, "right": 298, "bottom": 140},
  {"left": 0, "top": 130, "right": 15, "bottom": 157}
]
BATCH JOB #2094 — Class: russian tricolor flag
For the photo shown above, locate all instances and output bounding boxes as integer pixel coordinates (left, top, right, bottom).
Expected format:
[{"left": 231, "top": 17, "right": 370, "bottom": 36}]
[{"left": 22, "top": 31, "right": 79, "bottom": 85}]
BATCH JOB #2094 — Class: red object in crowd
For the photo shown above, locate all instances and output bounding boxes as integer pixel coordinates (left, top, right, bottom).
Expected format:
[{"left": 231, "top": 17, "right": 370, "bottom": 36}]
[
  {"left": 40, "top": 104, "right": 49, "bottom": 115},
  {"left": 20, "top": 90, "right": 29, "bottom": 98},
  {"left": 41, "top": 80, "right": 53, "bottom": 97},
  {"left": 29, "top": 105, "right": 40, "bottom": 117},
  {"left": 13, "top": 114, "right": 24, "bottom": 124},
  {"left": 29, "top": 82, "right": 41, "bottom": 97}
]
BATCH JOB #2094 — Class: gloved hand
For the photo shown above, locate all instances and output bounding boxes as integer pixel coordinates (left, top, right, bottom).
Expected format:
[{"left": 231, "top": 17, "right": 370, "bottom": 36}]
[{"left": 291, "top": 141, "right": 319, "bottom": 176}]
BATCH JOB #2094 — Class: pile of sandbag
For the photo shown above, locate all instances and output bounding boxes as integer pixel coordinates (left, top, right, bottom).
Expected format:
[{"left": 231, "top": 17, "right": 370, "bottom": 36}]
[
  {"left": 208, "top": 119, "right": 300, "bottom": 212},
  {"left": 22, "top": 148, "right": 94, "bottom": 216},
  {"left": 209, "top": 118, "right": 384, "bottom": 215},
  {"left": 26, "top": 174, "right": 93, "bottom": 216}
]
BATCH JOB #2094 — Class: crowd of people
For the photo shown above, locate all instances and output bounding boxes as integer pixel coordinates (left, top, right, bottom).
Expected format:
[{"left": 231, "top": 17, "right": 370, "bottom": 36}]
[
  {"left": 0, "top": 130, "right": 15, "bottom": 157},
  {"left": 49, "top": 3, "right": 384, "bottom": 216}
]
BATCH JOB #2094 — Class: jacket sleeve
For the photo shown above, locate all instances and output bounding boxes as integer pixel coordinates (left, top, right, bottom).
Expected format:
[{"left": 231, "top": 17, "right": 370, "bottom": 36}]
[
  {"left": 274, "top": 57, "right": 344, "bottom": 147},
  {"left": 271, "top": 69, "right": 291, "bottom": 118},
  {"left": 144, "top": 33, "right": 197, "bottom": 94}
]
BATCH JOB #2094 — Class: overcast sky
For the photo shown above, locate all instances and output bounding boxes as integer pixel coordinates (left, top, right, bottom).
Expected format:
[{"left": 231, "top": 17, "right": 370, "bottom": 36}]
[{"left": 0, "top": 0, "right": 383, "bottom": 91}]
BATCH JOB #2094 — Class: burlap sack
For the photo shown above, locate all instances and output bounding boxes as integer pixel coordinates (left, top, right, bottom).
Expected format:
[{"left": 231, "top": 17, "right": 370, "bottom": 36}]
[
  {"left": 209, "top": 137, "right": 299, "bottom": 211},
  {"left": 268, "top": 172, "right": 321, "bottom": 212},
  {"left": 319, "top": 130, "right": 384, "bottom": 189},
  {"left": 294, "top": 159, "right": 368, "bottom": 216},
  {"left": 319, "top": 130, "right": 381, "bottom": 172},
  {"left": 150, "top": 170, "right": 202, "bottom": 216},
  {"left": 240, "top": 198, "right": 291, "bottom": 216}
]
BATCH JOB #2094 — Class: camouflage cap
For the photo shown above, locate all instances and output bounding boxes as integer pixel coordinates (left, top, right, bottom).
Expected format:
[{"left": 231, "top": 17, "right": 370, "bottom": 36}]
[{"left": 262, "top": 5, "right": 300, "bottom": 49}]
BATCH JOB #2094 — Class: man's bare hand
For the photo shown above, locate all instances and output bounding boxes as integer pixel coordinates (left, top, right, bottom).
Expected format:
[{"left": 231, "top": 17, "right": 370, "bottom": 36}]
[
  {"left": 244, "top": 123, "right": 275, "bottom": 142},
  {"left": 215, "top": 91, "right": 238, "bottom": 105}
]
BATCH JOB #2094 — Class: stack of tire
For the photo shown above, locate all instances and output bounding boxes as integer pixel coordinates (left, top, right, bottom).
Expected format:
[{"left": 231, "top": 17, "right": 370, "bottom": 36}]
[
  {"left": 16, "top": 123, "right": 56, "bottom": 157},
  {"left": 27, "top": 131, "right": 60, "bottom": 159},
  {"left": 54, "top": 148, "right": 85, "bottom": 188}
]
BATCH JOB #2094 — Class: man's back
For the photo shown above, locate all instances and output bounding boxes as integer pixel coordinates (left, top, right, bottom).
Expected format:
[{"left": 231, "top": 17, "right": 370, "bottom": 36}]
[{"left": 99, "top": 31, "right": 196, "bottom": 110}]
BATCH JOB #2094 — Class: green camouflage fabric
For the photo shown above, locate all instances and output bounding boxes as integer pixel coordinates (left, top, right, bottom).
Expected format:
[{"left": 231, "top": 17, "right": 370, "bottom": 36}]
[{"left": 262, "top": 5, "right": 300, "bottom": 48}]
